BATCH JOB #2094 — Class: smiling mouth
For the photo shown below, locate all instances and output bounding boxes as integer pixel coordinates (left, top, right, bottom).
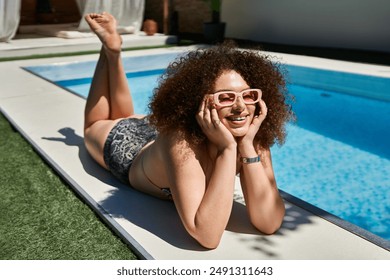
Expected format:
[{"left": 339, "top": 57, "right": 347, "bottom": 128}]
[
  {"left": 226, "top": 115, "right": 247, "bottom": 122},
  {"left": 229, "top": 117, "right": 245, "bottom": 121}
]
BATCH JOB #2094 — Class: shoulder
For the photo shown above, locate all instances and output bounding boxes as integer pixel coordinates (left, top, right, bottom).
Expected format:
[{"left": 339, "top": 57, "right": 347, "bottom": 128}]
[
  {"left": 158, "top": 133, "right": 207, "bottom": 168},
  {"left": 154, "top": 134, "right": 209, "bottom": 196},
  {"left": 161, "top": 133, "right": 200, "bottom": 154}
]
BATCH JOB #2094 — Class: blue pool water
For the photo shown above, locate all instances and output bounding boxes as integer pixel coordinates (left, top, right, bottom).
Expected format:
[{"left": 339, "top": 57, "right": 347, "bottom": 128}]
[
  {"left": 56, "top": 68, "right": 165, "bottom": 114},
  {"left": 24, "top": 53, "right": 390, "bottom": 242},
  {"left": 272, "top": 85, "right": 389, "bottom": 240}
]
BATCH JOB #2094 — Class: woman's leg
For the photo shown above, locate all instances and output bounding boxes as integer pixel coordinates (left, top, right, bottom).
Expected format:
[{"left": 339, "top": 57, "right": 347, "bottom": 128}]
[
  {"left": 84, "top": 47, "right": 110, "bottom": 129},
  {"left": 84, "top": 12, "right": 135, "bottom": 127},
  {"left": 83, "top": 12, "right": 136, "bottom": 168}
]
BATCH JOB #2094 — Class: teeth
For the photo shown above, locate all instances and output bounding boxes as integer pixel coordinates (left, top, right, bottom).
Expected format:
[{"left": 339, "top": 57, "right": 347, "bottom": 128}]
[{"left": 230, "top": 117, "right": 245, "bottom": 121}]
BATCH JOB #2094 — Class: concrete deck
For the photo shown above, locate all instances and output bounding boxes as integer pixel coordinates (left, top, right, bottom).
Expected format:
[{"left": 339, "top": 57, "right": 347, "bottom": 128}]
[{"left": 0, "top": 36, "right": 389, "bottom": 259}]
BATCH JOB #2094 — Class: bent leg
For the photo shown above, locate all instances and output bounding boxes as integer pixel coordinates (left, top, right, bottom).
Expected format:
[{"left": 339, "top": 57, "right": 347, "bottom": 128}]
[
  {"left": 84, "top": 47, "right": 110, "bottom": 129},
  {"left": 84, "top": 48, "right": 116, "bottom": 168},
  {"left": 85, "top": 12, "right": 135, "bottom": 120},
  {"left": 83, "top": 12, "right": 137, "bottom": 168},
  {"left": 107, "top": 49, "right": 135, "bottom": 120}
]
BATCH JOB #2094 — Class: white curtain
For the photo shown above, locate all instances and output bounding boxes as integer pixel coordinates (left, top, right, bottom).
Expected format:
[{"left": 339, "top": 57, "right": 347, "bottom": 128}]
[
  {"left": 75, "top": 0, "right": 145, "bottom": 31},
  {"left": 0, "top": 0, "right": 21, "bottom": 42}
]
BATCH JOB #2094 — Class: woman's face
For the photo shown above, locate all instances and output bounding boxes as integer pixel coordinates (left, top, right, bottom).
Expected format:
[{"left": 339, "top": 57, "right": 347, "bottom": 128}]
[{"left": 212, "top": 70, "right": 258, "bottom": 138}]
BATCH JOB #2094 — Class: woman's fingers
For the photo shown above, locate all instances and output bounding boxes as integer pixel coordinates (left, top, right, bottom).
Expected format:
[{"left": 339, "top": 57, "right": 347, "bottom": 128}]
[
  {"left": 196, "top": 97, "right": 207, "bottom": 126},
  {"left": 197, "top": 96, "right": 222, "bottom": 130},
  {"left": 258, "top": 99, "right": 267, "bottom": 121},
  {"left": 210, "top": 105, "right": 221, "bottom": 128},
  {"left": 251, "top": 100, "right": 267, "bottom": 130},
  {"left": 197, "top": 96, "right": 206, "bottom": 116}
]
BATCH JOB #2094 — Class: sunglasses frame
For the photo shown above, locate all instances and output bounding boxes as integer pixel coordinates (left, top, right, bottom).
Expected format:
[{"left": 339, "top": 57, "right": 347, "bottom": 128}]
[{"left": 210, "top": 89, "right": 262, "bottom": 107}]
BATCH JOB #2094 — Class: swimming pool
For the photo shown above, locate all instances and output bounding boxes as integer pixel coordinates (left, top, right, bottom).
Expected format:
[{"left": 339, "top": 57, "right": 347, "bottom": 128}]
[{"left": 24, "top": 52, "right": 390, "bottom": 244}]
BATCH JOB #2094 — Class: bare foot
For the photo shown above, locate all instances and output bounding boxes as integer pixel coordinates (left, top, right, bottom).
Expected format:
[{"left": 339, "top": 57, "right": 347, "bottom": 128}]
[{"left": 85, "top": 12, "right": 122, "bottom": 54}]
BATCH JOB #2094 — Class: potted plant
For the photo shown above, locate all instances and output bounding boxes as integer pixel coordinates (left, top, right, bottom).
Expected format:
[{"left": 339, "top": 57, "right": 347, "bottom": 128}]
[{"left": 203, "top": 0, "right": 225, "bottom": 43}]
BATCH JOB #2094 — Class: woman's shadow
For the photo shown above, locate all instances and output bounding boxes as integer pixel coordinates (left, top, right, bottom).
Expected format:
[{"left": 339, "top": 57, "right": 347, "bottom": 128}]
[
  {"left": 42, "top": 127, "right": 115, "bottom": 185},
  {"left": 42, "top": 127, "right": 203, "bottom": 250},
  {"left": 42, "top": 127, "right": 314, "bottom": 254}
]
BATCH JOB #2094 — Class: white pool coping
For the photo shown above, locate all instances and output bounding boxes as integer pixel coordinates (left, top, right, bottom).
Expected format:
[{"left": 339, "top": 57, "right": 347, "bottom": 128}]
[{"left": 0, "top": 45, "right": 389, "bottom": 259}]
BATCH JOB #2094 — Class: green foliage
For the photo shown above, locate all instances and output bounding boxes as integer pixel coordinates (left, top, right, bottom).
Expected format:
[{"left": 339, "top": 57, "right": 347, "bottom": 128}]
[{"left": 203, "top": 0, "right": 221, "bottom": 12}]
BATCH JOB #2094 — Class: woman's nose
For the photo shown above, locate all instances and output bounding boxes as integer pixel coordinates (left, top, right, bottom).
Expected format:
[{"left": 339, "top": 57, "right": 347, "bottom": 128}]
[{"left": 232, "top": 96, "right": 245, "bottom": 111}]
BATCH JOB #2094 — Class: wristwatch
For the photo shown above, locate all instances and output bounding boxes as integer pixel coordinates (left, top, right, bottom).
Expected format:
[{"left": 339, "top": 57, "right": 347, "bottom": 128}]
[{"left": 240, "top": 155, "right": 261, "bottom": 164}]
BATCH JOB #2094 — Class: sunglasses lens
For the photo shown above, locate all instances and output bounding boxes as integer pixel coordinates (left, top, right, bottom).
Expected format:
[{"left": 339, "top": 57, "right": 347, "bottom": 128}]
[
  {"left": 242, "top": 90, "right": 259, "bottom": 104},
  {"left": 216, "top": 92, "right": 236, "bottom": 106}
]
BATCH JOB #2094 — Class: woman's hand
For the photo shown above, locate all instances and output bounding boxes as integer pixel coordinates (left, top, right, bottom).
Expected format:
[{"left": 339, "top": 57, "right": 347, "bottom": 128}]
[
  {"left": 196, "top": 96, "right": 236, "bottom": 151},
  {"left": 237, "top": 99, "right": 268, "bottom": 153}
]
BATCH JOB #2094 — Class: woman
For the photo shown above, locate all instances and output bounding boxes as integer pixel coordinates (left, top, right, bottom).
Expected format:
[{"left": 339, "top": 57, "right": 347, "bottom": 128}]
[{"left": 84, "top": 12, "right": 294, "bottom": 249}]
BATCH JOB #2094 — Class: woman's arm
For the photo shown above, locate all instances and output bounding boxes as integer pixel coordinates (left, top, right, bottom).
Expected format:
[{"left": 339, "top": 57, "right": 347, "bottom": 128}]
[
  {"left": 237, "top": 100, "right": 285, "bottom": 233},
  {"left": 164, "top": 98, "right": 238, "bottom": 249},
  {"left": 166, "top": 140, "right": 237, "bottom": 249},
  {"left": 239, "top": 148, "right": 285, "bottom": 234}
]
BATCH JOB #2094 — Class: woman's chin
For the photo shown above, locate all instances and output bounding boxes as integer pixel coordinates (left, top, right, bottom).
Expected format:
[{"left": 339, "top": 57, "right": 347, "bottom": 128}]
[{"left": 228, "top": 127, "right": 249, "bottom": 138}]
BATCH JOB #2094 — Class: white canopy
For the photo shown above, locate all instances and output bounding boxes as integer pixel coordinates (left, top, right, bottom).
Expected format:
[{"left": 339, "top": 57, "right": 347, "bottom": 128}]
[
  {"left": 0, "top": 0, "right": 145, "bottom": 42},
  {"left": 76, "top": 0, "right": 144, "bottom": 31},
  {"left": 0, "top": 0, "right": 21, "bottom": 42}
]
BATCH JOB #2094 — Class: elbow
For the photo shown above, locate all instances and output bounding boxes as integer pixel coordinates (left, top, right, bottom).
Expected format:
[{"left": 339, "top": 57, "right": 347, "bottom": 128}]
[
  {"left": 256, "top": 218, "right": 283, "bottom": 235},
  {"left": 197, "top": 236, "right": 222, "bottom": 250},
  {"left": 251, "top": 206, "right": 285, "bottom": 235},
  {"left": 188, "top": 228, "right": 223, "bottom": 249}
]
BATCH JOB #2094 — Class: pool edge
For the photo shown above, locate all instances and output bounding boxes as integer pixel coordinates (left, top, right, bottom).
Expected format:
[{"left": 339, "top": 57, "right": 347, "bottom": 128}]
[{"left": 280, "top": 190, "right": 390, "bottom": 251}]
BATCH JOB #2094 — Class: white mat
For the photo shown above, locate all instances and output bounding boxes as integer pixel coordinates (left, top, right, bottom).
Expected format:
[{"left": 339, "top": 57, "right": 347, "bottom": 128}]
[{"left": 18, "top": 23, "right": 135, "bottom": 39}]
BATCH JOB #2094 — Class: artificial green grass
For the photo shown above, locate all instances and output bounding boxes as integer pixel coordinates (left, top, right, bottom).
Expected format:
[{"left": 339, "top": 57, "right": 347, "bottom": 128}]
[{"left": 0, "top": 113, "right": 137, "bottom": 260}]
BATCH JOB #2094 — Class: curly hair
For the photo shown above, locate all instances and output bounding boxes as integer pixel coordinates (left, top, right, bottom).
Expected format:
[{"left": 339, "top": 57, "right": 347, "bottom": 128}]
[{"left": 149, "top": 43, "right": 294, "bottom": 149}]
